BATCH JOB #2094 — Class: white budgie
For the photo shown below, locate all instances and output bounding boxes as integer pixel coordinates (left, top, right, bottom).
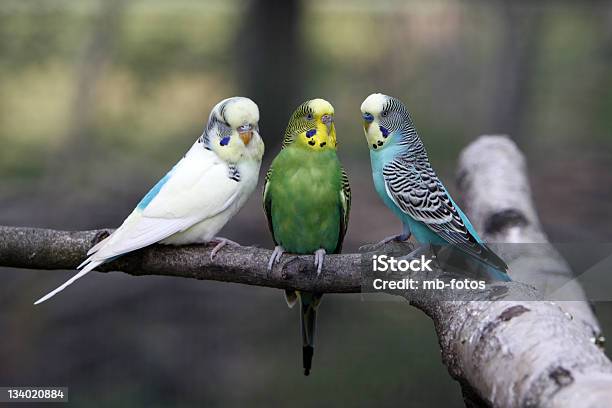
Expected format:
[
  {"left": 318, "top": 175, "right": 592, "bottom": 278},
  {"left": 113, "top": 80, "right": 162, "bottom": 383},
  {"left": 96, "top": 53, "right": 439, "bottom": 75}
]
[{"left": 35, "top": 97, "right": 265, "bottom": 305}]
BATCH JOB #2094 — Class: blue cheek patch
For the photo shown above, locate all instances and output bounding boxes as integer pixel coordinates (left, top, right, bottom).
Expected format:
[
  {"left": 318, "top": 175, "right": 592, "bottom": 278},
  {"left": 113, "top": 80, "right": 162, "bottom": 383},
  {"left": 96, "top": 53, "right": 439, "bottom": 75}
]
[
  {"left": 220, "top": 136, "right": 230, "bottom": 146},
  {"left": 380, "top": 126, "right": 390, "bottom": 138},
  {"left": 306, "top": 129, "right": 317, "bottom": 138}
]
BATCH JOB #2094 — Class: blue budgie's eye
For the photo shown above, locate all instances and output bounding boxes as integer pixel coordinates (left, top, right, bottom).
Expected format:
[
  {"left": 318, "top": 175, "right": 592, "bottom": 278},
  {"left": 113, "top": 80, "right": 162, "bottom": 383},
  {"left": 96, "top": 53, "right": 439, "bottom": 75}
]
[
  {"left": 220, "top": 136, "right": 230, "bottom": 146},
  {"left": 363, "top": 112, "right": 374, "bottom": 122},
  {"left": 381, "top": 110, "right": 389, "bottom": 118}
]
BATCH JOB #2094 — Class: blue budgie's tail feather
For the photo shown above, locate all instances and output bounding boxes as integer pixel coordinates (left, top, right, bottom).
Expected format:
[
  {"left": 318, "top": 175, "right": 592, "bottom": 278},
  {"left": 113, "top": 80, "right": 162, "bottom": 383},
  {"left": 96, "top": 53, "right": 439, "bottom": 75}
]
[
  {"left": 475, "top": 243, "right": 510, "bottom": 277},
  {"left": 486, "top": 264, "right": 512, "bottom": 282},
  {"left": 466, "top": 253, "right": 511, "bottom": 282},
  {"left": 434, "top": 244, "right": 511, "bottom": 282},
  {"left": 299, "top": 292, "right": 322, "bottom": 376},
  {"left": 445, "top": 191, "right": 510, "bottom": 280}
]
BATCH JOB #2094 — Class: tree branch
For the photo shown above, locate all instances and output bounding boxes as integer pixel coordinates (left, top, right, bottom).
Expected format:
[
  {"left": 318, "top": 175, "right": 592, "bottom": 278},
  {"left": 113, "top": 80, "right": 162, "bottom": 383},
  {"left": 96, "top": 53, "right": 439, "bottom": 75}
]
[
  {"left": 430, "top": 135, "right": 610, "bottom": 407},
  {"left": 0, "top": 227, "right": 363, "bottom": 293},
  {"left": 1, "top": 135, "right": 610, "bottom": 407}
]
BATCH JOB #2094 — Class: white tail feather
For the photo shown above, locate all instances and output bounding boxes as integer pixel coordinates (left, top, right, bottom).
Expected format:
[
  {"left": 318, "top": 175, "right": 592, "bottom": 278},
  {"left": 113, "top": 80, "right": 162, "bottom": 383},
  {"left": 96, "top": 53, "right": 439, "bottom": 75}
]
[
  {"left": 33, "top": 259, "right": 104, "bottom": 305},
  {"left": 87, "top": 230, "right": 118, "bottom": 256},
  {"left": 77, "top": 256, "right": 95, "bottom": 270},
  {"left": 87, "top": 239, "right": 106, "bottom": 256}
]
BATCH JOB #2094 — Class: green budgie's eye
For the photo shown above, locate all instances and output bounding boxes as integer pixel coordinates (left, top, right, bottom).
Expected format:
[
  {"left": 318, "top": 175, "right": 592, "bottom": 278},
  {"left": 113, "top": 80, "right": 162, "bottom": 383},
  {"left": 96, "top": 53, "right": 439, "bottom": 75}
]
[{"left": 306, "top": 113, "right": 314, "bottom": 120}]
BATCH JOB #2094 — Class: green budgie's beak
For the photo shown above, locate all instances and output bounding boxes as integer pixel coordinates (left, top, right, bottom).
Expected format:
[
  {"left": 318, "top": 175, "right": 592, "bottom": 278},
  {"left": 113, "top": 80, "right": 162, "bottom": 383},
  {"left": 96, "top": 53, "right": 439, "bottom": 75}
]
[{"left": 321, "top": 113, "right": 333, "bottom": 133}]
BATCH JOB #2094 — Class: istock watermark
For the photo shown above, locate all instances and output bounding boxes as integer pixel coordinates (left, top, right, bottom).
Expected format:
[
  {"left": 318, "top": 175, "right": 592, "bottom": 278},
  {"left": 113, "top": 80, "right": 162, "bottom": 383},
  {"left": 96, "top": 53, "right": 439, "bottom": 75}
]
[
  {"left": 368, "top": 254, "right": 485, "bottom": 293},
  {"left": 371, "top": 254, "right": 433, "bottom": 273},
  {"left": 361, "top": 243, "right": 612, "bottom": 301}
]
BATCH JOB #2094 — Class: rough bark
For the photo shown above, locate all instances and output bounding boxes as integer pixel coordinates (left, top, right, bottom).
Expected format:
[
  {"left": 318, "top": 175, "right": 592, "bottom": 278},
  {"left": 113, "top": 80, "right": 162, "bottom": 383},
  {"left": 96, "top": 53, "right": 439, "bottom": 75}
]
[
  {"left": 0, "top": 227, "right": 363, "bottom": 294},
  {"left": 0, "top": 136, "right": 610, "bottom": 407},
  {"left": 457, "top": 135, "right": 602, "bottom": 339}
]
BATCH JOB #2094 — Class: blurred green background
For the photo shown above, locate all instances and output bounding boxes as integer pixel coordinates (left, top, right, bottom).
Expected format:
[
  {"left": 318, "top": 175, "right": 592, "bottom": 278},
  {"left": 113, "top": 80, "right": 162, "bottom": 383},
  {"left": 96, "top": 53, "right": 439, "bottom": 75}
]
[{"left": 1, "top": 0, "right": 611, "bottom": 406}]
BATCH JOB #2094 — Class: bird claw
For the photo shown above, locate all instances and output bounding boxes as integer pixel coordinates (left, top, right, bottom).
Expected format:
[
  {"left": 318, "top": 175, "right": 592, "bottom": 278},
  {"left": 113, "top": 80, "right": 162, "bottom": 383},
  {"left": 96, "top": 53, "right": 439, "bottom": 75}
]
[
  {"left": 210, "top": 237, "right": 240, "bottom": 261},
  {"left": 359, "top": 233, "right": 411, "bottom": 252},
  {"left": 268, "top": 246, "right": 285, "bottom": 271},
  {"left": 314, "top": 248, "right": 326, "bottom": 275},
  {"left": 397, "top": 244, "right": 431, "bottom": 262}
]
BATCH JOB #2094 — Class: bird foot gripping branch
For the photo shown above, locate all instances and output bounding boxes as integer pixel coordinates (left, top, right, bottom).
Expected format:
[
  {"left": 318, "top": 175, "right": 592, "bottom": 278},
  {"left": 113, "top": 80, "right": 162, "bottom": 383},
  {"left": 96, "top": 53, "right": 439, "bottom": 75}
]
[{"left": 209, "top": 237, "right": 241, "bottom": 260}]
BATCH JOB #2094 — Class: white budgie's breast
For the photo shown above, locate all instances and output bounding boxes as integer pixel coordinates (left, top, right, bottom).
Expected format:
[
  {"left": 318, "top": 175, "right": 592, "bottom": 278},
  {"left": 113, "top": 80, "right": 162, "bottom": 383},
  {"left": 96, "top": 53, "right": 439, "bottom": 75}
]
[{"left": 161, "top": 156, "right": 261, "bottom": 245}]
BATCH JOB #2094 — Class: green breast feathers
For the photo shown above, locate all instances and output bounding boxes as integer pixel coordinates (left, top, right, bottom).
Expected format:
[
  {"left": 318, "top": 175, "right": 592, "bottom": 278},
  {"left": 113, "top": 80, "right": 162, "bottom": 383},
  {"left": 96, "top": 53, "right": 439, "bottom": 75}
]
[{"left": 264, "top": 146, "right": 350, "bottom": 255}]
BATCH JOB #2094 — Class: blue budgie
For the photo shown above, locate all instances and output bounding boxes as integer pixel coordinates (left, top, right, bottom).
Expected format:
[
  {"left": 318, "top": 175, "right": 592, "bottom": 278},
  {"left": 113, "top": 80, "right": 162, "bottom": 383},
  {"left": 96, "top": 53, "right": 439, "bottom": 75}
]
[
  {"left": 35, "top": 97, "right": 265, "bottom": 304},
  {"left": 360, "top": 93, "right": 510, "bottom": 282}
]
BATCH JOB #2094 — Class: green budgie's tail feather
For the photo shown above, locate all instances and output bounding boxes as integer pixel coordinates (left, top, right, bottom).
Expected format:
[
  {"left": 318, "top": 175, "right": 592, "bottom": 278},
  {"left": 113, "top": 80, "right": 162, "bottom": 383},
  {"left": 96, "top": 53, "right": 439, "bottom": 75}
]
[
  {"left": 299, "top": 292, "right": 322, "bottom": 376},
  {"left": 303, "top": 346, "right": 314, "bottom": 376},
  {"left": 284, "top": 289, "right": 298, "bottom": 308}
]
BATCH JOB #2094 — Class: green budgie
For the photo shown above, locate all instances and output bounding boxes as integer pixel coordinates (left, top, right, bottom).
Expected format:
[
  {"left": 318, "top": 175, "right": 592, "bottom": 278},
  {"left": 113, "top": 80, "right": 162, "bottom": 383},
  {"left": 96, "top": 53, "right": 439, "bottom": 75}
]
[{"left": 263, "top": 98, "right": 351, "bottom": 375}]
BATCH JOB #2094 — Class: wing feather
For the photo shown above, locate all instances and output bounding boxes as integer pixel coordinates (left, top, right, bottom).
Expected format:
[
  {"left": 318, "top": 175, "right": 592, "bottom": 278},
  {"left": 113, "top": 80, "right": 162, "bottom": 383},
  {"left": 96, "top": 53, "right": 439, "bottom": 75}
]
[
  {"left": 334, "top": 167, "right": 351, "bottom": 254},
  {"left": 92, "top": 148, "right": 241, "bottom": 260},
  {"left": 262, "top": 166, "right": 276, "bottom": 245},
  {"left": 34, "top": 145, "right": 242, "bottom": 305},
  {"left": 382, "top": 157, "right": 507, "bottom": 272}
]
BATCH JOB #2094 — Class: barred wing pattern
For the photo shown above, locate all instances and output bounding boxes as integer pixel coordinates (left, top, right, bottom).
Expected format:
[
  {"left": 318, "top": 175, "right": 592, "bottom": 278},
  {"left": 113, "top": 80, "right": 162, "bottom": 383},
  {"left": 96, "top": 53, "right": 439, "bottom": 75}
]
[
  {"left": 382, "top": 157, "right": 508, "bottom": 273},
  {"left": 335, "top": 167, "right": 351, "bottom": 254},
  {"left": 262, "top": 166, "right": 276, "bottom": 245}
]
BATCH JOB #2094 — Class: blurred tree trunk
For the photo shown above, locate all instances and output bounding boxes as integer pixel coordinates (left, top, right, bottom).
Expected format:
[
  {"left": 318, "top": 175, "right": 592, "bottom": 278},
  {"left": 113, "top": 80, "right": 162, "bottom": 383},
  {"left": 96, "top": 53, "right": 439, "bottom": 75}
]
[
  {"left": 47, "top": 0, "right": 125, "bottom": 184},
  {"left": 235, "top": 0, "right": 303, "bottom": 151},
  {"left": 486, "top": 1, "right": 542, "bottom": 143}
]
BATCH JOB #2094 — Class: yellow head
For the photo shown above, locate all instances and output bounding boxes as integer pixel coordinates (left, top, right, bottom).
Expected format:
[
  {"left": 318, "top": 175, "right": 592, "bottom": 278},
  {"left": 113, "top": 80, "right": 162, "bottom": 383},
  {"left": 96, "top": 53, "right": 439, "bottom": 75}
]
[{"left": 282, "top": 98, "right": 337, "bottom": 151}]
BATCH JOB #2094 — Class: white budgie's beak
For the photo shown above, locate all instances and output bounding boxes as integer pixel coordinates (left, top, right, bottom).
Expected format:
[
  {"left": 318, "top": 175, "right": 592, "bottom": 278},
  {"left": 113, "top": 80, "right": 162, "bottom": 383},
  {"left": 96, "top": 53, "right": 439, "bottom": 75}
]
[{"left": 238, "top": 124, "right": 253, "bottom": 145}]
